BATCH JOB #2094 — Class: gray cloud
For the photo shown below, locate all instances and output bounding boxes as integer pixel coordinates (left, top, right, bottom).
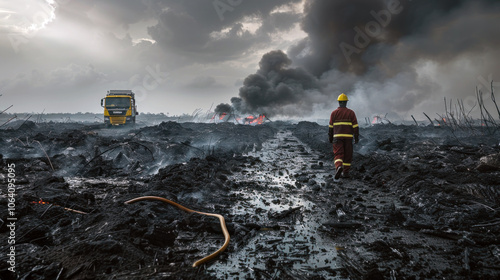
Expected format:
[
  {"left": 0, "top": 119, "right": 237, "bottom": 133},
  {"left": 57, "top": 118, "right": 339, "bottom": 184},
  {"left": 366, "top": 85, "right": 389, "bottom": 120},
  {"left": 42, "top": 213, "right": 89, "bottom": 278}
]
[
  {"left": 257, "top": 11, "right": 301, "bottom": 34},
  {"left": 53, "top": 0, "right": 153, "bottom": 30},
  {"left": 0, "top": 0, "right": 305, "bottom": 115},
  {"left": 2, "top": 0, "right": 499, "bottom": 119},
  {"left": 1, "top": 63, "right": 107, "bottom": 91},
  {"left": 147, "top": 0, "right": 302, "bottom": 62},
  {"left": 185, "top": 76, "right": 224, "bottom": 89},
  {"left": 0, "top": 63, "right": 109, "bottom": 112},
  {"left": 0, "top": 0, "right": 56, "bottom": 34}
]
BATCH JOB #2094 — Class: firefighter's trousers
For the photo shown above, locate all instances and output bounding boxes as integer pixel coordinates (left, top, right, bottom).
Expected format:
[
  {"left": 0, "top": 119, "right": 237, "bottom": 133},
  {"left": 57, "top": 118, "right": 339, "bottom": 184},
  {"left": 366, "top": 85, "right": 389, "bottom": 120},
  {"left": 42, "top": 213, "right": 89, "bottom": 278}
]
[{"left": 332, "top": 138, "right": 353, "bottom": 174}]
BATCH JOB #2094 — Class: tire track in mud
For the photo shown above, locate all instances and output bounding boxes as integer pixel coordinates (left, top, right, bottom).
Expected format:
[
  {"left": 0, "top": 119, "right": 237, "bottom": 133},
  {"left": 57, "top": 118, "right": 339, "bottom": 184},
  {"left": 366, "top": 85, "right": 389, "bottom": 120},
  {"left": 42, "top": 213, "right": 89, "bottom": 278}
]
[{"left": 208, "top": 130, "right": 346, "bottom": 279}]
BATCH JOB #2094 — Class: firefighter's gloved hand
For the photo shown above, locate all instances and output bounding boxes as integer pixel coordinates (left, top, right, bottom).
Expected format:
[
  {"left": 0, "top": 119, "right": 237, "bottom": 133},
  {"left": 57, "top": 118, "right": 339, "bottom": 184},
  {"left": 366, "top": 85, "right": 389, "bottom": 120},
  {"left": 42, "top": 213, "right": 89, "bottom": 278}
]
[
  {"left": 329, "top": 136, "right": 333, "bottom": 143},
  {"left": 354, "top": 137, "right": 359, "bottom": 144}
]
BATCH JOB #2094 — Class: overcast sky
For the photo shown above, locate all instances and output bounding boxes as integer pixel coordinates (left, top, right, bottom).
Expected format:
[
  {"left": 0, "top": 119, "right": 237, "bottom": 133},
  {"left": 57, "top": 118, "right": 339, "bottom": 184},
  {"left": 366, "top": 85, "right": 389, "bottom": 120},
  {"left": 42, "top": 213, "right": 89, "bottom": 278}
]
[{"left": 1, "top": 0, "right": 499, "bottom": 121}]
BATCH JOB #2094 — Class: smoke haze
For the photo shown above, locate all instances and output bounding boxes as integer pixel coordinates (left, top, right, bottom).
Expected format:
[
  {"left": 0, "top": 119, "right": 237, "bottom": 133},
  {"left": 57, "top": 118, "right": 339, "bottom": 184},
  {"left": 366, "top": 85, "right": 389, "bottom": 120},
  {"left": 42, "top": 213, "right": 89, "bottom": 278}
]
[
  {"left": 1, "top": 0, "right": 499, "bottom": 120},
  {"left": 226, "top": 0, "right": 500, "bottom": 119}
]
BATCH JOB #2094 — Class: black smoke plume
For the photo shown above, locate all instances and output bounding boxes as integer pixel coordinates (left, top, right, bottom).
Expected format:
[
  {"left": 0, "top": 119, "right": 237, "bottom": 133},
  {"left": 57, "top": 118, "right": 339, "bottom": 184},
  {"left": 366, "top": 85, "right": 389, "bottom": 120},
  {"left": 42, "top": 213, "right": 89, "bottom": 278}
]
[
  {"left": 214, "top": 103, "right": 232, "bottom": 114},
  {"left": 294, "top": 0, "right": 500, "bottom": 76},
  {"left": 223, "top": 0, "right": 500, "bottom": 118},
  {"left": 229, "top": 50, "right": 321, "bottom": 117}
]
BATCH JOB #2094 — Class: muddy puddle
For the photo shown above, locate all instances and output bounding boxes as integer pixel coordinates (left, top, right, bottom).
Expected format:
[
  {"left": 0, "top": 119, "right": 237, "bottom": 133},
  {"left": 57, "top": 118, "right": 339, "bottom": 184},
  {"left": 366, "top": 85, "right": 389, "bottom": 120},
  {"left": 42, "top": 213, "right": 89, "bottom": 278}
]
[{"left": 208, "top": 130, "right": 345, "bottom": 279}]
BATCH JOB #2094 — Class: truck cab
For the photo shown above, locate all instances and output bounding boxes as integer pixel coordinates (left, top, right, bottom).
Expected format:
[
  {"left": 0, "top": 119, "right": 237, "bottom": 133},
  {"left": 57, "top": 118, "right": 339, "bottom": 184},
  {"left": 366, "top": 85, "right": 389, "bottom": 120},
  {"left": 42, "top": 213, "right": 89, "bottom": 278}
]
[{"left": 101, "top": 90, "right": 138, "bottom": 126}]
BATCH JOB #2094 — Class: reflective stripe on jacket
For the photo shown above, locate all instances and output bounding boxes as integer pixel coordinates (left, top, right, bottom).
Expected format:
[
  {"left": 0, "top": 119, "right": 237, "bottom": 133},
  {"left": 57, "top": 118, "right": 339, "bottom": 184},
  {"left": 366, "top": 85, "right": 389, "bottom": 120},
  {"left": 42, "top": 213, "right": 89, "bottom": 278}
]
[{"left": 329, "top": 107, "right": 359, "bottom": 139}]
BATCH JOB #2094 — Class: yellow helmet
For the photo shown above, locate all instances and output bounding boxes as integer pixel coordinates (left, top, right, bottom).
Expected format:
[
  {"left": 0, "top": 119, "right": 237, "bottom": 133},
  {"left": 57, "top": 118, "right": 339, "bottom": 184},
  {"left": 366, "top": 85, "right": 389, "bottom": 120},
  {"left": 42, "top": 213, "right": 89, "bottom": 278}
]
[{"left": 337, "top": 93, "right": 348, "bottom": 101}]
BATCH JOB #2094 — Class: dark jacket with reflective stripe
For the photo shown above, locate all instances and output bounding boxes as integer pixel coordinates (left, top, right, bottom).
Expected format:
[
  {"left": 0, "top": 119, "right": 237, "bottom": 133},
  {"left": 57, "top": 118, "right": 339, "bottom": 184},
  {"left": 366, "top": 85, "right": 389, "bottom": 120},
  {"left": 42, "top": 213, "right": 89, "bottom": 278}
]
[{"left": 329, "top": 107, "right": 359, "bottom": 140}]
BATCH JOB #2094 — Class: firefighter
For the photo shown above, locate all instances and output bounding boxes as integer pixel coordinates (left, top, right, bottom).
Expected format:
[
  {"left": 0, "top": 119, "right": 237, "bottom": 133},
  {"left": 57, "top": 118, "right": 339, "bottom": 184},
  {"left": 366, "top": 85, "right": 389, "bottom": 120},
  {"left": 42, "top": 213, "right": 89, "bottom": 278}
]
[{"left": 329, "top": 93, "right": 359, "bottom": 181}]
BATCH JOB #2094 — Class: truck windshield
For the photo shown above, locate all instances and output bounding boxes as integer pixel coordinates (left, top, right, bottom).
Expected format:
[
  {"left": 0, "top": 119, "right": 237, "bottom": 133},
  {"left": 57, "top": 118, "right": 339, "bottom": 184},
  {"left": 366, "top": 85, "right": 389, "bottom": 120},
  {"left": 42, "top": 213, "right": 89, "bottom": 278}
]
[{"left": 106, "top": 97, "right": 130, "bottom": 108}]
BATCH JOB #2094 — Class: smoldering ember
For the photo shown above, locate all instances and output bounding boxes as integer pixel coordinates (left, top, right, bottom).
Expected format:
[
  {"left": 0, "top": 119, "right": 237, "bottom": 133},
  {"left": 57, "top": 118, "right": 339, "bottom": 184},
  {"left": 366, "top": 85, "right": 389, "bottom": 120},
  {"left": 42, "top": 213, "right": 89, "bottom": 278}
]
[{"left": 0, "top": 107, "right": 499, "bottom": 280}]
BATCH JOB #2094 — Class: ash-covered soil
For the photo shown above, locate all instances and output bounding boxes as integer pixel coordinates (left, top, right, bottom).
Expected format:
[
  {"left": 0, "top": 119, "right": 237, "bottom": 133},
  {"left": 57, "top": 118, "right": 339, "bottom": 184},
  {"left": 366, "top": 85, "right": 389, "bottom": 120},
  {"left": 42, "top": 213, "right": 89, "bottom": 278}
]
[{"left": 0, "top": 120, "right": 499, "bottom": 279}]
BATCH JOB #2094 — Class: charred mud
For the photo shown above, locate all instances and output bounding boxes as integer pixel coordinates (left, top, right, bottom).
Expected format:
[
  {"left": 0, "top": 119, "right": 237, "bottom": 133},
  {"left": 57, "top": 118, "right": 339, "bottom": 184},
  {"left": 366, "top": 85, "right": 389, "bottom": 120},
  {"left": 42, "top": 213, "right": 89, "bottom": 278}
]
[{"left": 0, "top": 121, "right": 498, "bottom": 279}]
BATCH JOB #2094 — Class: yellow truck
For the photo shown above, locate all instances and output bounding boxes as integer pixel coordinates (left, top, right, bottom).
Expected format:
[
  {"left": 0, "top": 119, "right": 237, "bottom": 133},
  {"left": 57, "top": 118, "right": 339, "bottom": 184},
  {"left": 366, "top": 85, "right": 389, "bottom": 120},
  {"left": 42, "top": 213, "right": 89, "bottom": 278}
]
[{"left": 100, "top": 90, "right": 138, "bottom": 126}]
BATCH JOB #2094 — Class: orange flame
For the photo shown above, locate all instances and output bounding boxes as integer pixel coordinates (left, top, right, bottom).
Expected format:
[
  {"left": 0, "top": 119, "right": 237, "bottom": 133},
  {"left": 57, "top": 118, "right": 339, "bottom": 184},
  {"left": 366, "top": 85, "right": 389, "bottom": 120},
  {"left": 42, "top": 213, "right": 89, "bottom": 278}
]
[
  {"left": 242, "top": 114, "right": 266, "bottom": 125},
  {"left": 31, "top": 198, "right": 88, "bottom": 214},
  {"left": 219, "top": 113, "right": 227, "bottom": 120},
  {"left": 257, "top": 115, "right": 265, "bottom": 125},
  {"left": 31, "top": 199, "right": 50, "bottom": 205}
]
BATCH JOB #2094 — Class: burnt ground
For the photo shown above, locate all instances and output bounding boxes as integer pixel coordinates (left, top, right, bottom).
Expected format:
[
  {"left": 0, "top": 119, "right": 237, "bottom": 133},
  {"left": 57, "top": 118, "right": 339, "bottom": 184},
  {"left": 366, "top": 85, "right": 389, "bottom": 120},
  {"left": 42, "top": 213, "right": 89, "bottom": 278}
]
[{"left": 0, "top": 120, "right": 499, "bottom": 279}]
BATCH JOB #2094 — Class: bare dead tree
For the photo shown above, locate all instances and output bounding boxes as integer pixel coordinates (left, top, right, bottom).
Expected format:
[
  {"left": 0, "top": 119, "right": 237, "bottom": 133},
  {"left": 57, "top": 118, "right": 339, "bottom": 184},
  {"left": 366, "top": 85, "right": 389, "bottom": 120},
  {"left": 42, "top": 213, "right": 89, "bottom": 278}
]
[
  {"left": 0, "top": 114, "right": 17, "bottom": 128},
  {"left": 434, "top": 117, "right": 442, "bottom": 126},
  {"left": 0, "top": 92, "right": 15, "bottom": 126},
  {"left": 440, "top": 83, "right": 499, "bottom": 136},
  {"left": 491, "top": 81, "right": 500, "bottom": 120},
  {"left": 33, "top": 140, "right": 55, "bottom": 171},
  {"left": 225, "top": 108, "right": 240, "bottom": 124},
  {"left": 190, "top": 108, "right": 203, "bottom": 121},
  {"left": 383, "top": 113, "right": 392, "bottom": 124},
  {"left": 443, "top": 97, "right": 479, "bottom": 133},
  {"left": 476, "top": 87, "right": 499, "bottom": 134},
  {"left": 205, "top": 103, "right": 214, "bottom": 120},
  {"left": 444, "top": 97, "right": 461, "bottom": 130},
  {"left": 0, "top": 105, "right": 13, "bottom": 115},
  {"left": 411, "top": 115, "right": 418, "bottom": 126},
  {"left": 20, "top": 114, "right": 33, "bottom": 127},
  {"left": 36, "top": 109, "right": 46, "bottom": 123},
  {"left": 456, "top": 99, "right": 476, "bottom": 131},
  {"left": 422, "top": 112, "right": 434, "bottom": 126}
]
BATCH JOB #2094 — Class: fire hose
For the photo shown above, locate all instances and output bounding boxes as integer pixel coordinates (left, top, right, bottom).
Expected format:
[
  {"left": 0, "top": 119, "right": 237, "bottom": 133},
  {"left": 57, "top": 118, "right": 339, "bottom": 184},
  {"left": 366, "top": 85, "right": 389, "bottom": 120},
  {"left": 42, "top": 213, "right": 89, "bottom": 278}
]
[{"left": 124, "top": 196, "right": 230, "bottom": 267}]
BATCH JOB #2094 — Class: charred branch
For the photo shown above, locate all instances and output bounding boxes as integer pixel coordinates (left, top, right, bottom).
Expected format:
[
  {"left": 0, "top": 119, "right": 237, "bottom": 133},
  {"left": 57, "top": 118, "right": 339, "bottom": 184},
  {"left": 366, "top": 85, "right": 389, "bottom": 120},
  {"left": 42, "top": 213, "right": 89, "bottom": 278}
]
[
  {"left": 491, "top": 81, "right": 500, "bottom": 121},
  {"left": 411, "top": 115, "right": 418, "bottom": 126},
  {"left": 0, "top": 104, "right": 13, "bottom": 115},
  {"left": 128, "top": 141, "right": 155, "bottom": 161},
  {"left": 463, "top": 247, "right": 470, "bottom": 272},
  {"left": 338, "top": 250, "right": 364, "bottom": 280},
  {"left": 33, "top": 140, "right": 55, "bottom": 171},
  {"left": 36, "top": 109, "right": 46, "bottom": 123},
  {"left": 476, "top": 87, "right": 499, "bottom": 134},
  {"left": 0, "top": 114, "right": 17, "bottom": 128},
  {"left": 423, "top": 112, "right": 434, "bottom": 126},
  {"left": 20, "top": 114, "right": 33, "bottom": 128},
  {"left": 81, "top": 144, "right": 122, "bottom": 169}
]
